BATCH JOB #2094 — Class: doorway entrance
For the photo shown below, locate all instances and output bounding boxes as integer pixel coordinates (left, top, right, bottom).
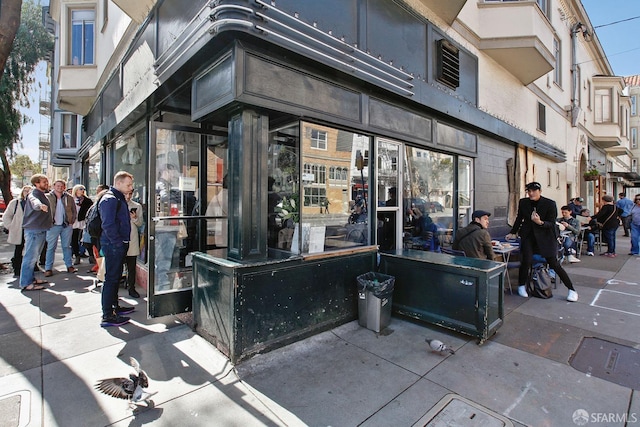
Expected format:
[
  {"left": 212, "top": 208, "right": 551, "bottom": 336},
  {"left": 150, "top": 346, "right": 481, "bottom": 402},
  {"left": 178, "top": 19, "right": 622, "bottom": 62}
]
[{"left": 148, "top": 122, "right": 227, "bottom": 317}]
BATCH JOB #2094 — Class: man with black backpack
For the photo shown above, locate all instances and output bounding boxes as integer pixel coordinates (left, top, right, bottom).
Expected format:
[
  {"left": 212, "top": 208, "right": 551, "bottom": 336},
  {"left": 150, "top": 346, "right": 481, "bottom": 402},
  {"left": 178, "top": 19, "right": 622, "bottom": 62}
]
[
  {"left": 506, "top": 182, "right": 579, "bottom": 302},
  {"left": 98, "top": 171, "right": 135, "bottom": 327}
]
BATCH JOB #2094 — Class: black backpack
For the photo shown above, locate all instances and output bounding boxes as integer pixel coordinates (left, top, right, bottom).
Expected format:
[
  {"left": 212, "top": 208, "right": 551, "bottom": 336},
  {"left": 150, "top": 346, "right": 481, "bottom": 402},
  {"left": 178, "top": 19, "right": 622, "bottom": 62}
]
[
  {"left": 85, "top": 192, "right": 121, "bottom": 239},
  {"left": 527, "top": 264, "right": 554, "bottom": 299}
]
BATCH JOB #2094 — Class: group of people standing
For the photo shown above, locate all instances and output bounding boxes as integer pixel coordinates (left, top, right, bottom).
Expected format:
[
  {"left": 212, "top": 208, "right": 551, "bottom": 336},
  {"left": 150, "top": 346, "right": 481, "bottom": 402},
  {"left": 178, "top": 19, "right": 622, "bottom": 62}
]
[
  {"left": 6, "top": 175, "right": 81, "bottom": 291},
  {"left": 5, "top": 171, "right": 143, "bottom": 328}
]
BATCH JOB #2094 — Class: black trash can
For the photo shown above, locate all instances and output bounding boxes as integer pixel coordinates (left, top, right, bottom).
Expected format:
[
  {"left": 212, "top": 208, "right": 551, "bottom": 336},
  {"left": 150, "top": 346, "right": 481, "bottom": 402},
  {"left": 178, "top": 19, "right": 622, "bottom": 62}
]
[{"left": 357, "top": 272, "right": 395, "bottom": 332}]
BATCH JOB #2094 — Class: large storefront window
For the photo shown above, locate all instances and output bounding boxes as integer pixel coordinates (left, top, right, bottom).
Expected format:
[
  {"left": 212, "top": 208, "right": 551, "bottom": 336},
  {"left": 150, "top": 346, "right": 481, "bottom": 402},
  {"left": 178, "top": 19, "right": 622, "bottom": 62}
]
[
  {"left": 113, "top": 124, "right": 148, "bottom": 261},
  {"left": 268, "top": 121, "right": 371, "bottom": 253},
  {"left": 403, "top": 147, "right": 455, "bottom": 248}
]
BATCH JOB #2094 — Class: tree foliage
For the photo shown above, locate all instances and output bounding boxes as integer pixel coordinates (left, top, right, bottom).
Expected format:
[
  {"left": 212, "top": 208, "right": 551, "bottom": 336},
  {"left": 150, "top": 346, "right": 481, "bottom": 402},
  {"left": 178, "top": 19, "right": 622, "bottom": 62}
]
[
  {"left": 0, "top": 0, "right": 23, "bottom": 84},
  {"left": 0, "top": 0, "right": 53, "bottom": 151},
  {"left": 0, "top": 0, "right": 53, "bottom": 202},
  {"left": 10, "top": 153, "right": 39, "bottom": 180}
]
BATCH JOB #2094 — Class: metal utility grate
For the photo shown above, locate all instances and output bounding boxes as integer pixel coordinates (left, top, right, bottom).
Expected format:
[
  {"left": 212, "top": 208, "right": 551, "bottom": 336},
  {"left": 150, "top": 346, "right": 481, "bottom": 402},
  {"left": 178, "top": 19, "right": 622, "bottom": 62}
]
[
  {"left": 570, "top": 337, "right": 640, "bottom": 389},
  {"left": 0, "top": 395, "right": 21, "bottom": 427},
  {"left": 414, "top": 394, "right": 513, "bottom": 426}
]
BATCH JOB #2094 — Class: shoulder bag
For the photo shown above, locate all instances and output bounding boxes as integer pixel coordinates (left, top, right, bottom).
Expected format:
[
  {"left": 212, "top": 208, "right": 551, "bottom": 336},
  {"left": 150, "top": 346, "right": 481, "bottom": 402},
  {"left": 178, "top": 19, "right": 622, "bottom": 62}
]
[{"left": 596, "top": 207, "right": 617, "bottom": 229}]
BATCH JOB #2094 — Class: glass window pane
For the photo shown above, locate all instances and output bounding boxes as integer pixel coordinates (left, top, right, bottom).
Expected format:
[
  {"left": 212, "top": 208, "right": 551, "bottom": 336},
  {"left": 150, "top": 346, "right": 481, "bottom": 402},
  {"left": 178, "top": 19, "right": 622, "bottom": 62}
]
[
  {"left": 403, "top": 146, "right": 454, "bottom": 248},
  {"left": 71, "top": 23, "right": 82, "bottom": 65},
  {"left": 153, "top": 128, "right": 200, "bottom": 292},
  {"left": 457, "top": 157, "right": 473, "bottom": 228},
  {"left": 268, "top": 123, "right": 300, "bottom": 251},
  {"left": 72, "top": 9, "right": 94, "bottom": 20},
  {"left": 268, "top": 122, "right": 371, "bottom": 253},
  {"left": 70, "top": 9, "right": 95, "bottom": 65},
  {"left": 84, "top": 22, "right": 94, "bottom": 64},
  {"left": 376, "top": 140, "right": 400, "bottom": 250},
  {"left": 114, "top": 127, "right": 148, "bottom": 261}
]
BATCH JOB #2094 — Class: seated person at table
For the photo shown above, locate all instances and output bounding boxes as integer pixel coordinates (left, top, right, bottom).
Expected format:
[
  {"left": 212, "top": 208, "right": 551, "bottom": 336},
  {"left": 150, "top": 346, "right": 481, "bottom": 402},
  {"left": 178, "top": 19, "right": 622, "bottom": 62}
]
[
  {"left": 407, "top": 205, "right": 439, "bottom": 251},
  {"left": 558, "top": 205, "right": 581, "bottom": 263},
  {"left": 452, "top": 210, "right": 494, "bottom": 260},
  {"left": 579, "top": 208, "right": 596, "bottom": 256}
]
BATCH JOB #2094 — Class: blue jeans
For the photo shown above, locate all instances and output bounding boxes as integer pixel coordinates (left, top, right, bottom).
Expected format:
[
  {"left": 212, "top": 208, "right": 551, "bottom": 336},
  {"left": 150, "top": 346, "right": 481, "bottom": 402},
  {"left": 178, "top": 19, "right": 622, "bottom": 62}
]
[
  {"left": 100, "top": 240, "right": 128, "bottom": 317},
  {"left": 584, "top": 232, "right": 595, "bottom": 253},
  {"left": 630, "top": 222, "right": 640, "bottom": 254},
  {"left": 603, "top": 227, "right": 617, "bottom": 254},
  {"left": 155, "top": 231, "right": 177, "bottom": 291},
  {"left": 45, "top": 224, "right": 73, "bottom": 270},
  {"left": 20, "top": 230, "right": 48, "bottom": 287},
  {"left": 562, "top": 235, "right": 577, "bottom": 255}
]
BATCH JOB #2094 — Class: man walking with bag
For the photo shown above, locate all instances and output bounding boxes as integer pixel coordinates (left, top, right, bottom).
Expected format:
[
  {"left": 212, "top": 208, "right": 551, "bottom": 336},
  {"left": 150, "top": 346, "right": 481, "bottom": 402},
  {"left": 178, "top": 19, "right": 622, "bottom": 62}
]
[
  {"left": 506, "top": 182, "right": 578, "bottom": 302},
  {"left": 99, "top": 171, "right": 135, "bottom": 327}
]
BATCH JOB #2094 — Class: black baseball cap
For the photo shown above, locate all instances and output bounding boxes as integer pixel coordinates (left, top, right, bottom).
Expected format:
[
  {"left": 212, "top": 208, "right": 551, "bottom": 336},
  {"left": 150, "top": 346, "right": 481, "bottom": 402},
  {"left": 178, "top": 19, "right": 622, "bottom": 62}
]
[
  {"left": 472, "top": 210, "right": 492, "bottom": 219},
  {"left": 525, "top": 182, "right": 542, "bottom": 191}
]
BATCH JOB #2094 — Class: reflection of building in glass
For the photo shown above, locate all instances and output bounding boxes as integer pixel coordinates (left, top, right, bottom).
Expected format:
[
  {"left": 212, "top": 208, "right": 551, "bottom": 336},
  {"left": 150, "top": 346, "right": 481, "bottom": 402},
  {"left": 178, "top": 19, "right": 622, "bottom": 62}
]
[{"left": 301, "top": 123, "right": 355, "bottom": 216}]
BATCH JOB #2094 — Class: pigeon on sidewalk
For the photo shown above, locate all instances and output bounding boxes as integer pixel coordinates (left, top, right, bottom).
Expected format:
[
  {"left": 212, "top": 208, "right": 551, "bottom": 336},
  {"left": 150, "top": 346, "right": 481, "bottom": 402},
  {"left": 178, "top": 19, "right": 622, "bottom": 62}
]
[
  {"left": 426, "top": 338, "right": 455, "bottom": 355},
  {"left": 95, "top": 357, "right": 157, "bottom": 407}
]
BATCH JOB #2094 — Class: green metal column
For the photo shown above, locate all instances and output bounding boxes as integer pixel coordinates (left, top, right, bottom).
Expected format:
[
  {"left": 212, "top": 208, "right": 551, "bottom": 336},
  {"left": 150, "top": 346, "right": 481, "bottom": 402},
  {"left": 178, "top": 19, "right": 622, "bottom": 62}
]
[{"left": 227, "top": 109, "right": 269, "bottom": 260}]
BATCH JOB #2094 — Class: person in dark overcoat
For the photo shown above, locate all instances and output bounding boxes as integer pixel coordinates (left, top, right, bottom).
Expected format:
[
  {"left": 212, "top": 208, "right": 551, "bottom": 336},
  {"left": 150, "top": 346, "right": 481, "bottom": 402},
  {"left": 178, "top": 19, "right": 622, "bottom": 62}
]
[{"left": 506, "top": 181, "right": 578, "bottom": 302}]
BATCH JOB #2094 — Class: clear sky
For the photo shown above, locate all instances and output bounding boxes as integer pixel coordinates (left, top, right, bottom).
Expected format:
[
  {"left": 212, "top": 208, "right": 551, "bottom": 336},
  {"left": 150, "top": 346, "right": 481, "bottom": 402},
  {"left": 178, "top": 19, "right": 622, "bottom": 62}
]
[
  {"left": 582, "top": 0, "right": 640, "bottom": 76},
  {"left": 14, "top": 0, "right": 640, "bottom": 164},
  {"left": 15, "top": 62, "right": 48, "bottom": 164}
]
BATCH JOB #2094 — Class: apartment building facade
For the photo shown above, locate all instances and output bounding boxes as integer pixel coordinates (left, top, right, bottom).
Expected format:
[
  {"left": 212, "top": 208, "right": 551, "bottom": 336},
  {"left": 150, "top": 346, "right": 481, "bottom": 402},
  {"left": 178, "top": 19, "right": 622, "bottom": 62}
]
[
  {"left": 47, "top": 0, "right": 630, "bottom": 361},
  {"left": 623, "top": 75, "right": 640, "bottom": 199}
]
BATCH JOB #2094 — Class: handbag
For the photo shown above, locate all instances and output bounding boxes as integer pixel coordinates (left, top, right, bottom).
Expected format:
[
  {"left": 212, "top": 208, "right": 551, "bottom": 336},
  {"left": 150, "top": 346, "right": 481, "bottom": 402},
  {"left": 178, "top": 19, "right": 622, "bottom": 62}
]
[
  {"left": 595, "top": 207, "right": 617, "bottom": 229},
  {"left": 527, "top": 264, "right": 553, "bottom": 299}
]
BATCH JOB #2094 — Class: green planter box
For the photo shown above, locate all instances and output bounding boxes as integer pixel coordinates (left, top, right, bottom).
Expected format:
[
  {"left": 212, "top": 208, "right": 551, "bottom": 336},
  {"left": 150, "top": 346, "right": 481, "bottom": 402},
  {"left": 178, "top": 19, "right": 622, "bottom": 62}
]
[
  {"left": 379, "top": 250, "right": 505, "bottom": 343},
  {"left": 192, "top": 249, "right": 377, "bottom": 363}
]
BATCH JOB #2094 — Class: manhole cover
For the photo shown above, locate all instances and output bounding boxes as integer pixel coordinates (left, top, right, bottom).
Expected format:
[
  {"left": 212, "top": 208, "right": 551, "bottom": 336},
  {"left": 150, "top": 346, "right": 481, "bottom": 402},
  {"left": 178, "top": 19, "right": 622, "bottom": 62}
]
[
  {"left": 0, "top": 395, "right": 21, "bottom": 427},
  {"left": 414, "top": 394, "right": 513, "bottom": 426},
  {"left": 570, "top": 337, "right": 640, "bottom": 389},
  {"left": 0, "top": 391, "right": 30, "bottom": 427}
]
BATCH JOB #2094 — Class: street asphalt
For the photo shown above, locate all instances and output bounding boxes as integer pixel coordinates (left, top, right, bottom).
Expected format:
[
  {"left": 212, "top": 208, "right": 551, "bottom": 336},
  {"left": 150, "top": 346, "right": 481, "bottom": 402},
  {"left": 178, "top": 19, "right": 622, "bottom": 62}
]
[{"left": 0, "top": 228, "right": 639, "bottom": 426}]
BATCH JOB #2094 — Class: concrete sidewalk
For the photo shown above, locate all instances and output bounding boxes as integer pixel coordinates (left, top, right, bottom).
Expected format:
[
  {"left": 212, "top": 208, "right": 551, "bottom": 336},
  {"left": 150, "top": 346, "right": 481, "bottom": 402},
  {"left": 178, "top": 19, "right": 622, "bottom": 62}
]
[{"left": 1, "top": 231, "right": 639, "bottom": 426}]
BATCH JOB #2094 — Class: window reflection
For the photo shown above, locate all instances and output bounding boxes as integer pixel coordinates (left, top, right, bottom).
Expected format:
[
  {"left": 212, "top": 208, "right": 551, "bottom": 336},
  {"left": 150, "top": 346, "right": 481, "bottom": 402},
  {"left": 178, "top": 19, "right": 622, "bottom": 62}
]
[
  {"left": 114, "top": 125, "right": 148, "bottom": 262},
  {"left": 268, "top": 121, "right": 371, "bottom": 254},
  {"left": 153, "top": 129, "right": 200, "bottom": 292},
  {"left": 458, "top": 157, "right": 473, "bottom": 227},
  {"left": 376, "top": 140, "right": 399, "bottom": 250},
  {"left": 403, "top": 147, "right": 454, "bottom": 250}
]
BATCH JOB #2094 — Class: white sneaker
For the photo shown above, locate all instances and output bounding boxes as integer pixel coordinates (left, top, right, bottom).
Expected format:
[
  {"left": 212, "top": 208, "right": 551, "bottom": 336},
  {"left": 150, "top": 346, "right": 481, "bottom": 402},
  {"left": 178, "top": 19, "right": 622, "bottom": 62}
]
[
  {"left": 587, "top": 252, "right": 594, "bottom": 256},
  {"left": 567, "top": 254, "right": 581, "bottom": 263},
  {"left": 518, "top": 285, "right": 529, "bottom": 298},
  {"left": 567, "top": 290, "right": 579, "bottom": 302}
]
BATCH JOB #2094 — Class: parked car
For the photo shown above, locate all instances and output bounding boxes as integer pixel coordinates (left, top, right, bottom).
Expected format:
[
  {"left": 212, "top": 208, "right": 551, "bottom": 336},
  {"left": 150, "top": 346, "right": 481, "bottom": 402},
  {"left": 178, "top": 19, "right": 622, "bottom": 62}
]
[
  {"left": 0, "top": 196, "right": 5, "bottom": 213},
  {"left": 404, "top": 198, "right": 445, "bottom": 214}
]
